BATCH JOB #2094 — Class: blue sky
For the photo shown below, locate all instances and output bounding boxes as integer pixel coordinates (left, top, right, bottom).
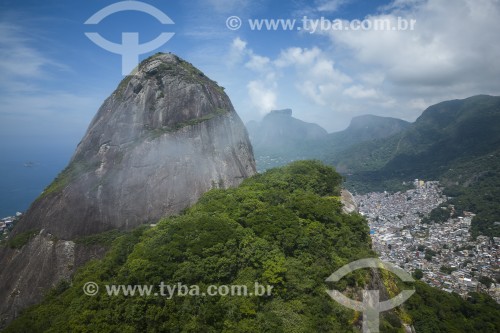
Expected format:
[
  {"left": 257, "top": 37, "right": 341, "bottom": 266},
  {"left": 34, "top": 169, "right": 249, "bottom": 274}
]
[{"left": 0, "top": 0, "right": 500, "bottom": 214}]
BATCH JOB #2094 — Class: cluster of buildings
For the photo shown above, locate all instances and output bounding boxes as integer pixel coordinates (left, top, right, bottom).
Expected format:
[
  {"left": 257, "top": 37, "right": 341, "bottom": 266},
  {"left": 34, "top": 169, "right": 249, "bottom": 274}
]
[
  {"left": 0, "top": 212, "right": 22, "bottom": 239},
  {"left": 355, "top": 180, "right": 500, "bottom": 303}
]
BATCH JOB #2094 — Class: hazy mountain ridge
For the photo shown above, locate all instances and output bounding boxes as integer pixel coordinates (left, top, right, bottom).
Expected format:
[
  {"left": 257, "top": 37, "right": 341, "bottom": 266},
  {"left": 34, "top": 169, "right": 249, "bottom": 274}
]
[
  {"left": 338, "top": 95, "right": 500, "bottom": 176},
  {"left": 246, "top": 109, "right": 328, "bottom": 171},
  {"left": 248, "top": 110, "right": 410, "bottom": 171},
  {"left": 247, "top": 108, "right": 328, "bottom": 150},
  {"left": 325, "top": 114, "right": 410, "bottom": 155},
  {"left": 340, "top": 95, "right": 500, "bottom": 184}
]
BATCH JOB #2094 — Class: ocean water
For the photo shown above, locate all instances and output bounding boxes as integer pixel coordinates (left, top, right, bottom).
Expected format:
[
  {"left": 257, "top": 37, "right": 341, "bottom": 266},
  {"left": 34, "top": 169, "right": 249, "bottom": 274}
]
[{"left": 0, "top": 147, "right": 73, "bottom": 218}]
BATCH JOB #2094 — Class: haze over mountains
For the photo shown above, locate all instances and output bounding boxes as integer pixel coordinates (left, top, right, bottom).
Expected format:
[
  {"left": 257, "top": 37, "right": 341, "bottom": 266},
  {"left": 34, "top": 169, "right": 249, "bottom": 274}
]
[
  {"left": 330, "top": 95, "right": 500, "bottom": 176},
  {"left": 324, "top": 114, "right": 411, "bottom": 155},
  {"left": 247, "top": 109, "right": 328, "bottom": 151},
  {"left": 248, "top": 109, "right": 411, "bottom": 171},
  {"left": 248, "top": 95, "right": 500, "bottom": 238}
]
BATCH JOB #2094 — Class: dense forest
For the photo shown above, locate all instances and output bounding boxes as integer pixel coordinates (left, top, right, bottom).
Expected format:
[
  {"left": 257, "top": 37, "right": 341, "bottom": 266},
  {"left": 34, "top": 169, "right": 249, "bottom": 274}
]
[{"left": 5, "top": 161, "right": 499, "bottom": 332}]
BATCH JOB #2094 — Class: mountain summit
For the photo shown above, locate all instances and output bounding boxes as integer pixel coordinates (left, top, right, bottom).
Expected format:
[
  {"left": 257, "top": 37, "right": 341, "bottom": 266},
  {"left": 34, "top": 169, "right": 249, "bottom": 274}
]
[
  {"left": 0, "top": 53, "right": 256, "bottom": 325},
  {"left": 17, "top": 53, "right": 256, "bottom": 239},
  {"left": 246, "top": 109, "right": 328, "bottom": 170},
  {"left": 340, "top": 114, "right": 410, "bottom": 141},
  {"left": 247, "top": 109, "right": 328, "bottom": 150}
]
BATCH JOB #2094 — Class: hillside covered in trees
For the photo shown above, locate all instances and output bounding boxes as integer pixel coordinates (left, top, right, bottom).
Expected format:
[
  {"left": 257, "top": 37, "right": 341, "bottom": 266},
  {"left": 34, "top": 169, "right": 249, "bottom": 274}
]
[{"left": 5, "top": 161, "right": 499, "bottom": 332}]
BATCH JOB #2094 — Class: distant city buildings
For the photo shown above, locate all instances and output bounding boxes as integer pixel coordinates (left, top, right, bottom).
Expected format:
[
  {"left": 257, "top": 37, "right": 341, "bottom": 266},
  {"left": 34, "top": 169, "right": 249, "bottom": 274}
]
[
  {"left": 355, "top": 181, "right": 500, "bottom": 303},
  {"left": 0, "top": 212, "right": 23, "bottom": 239}
]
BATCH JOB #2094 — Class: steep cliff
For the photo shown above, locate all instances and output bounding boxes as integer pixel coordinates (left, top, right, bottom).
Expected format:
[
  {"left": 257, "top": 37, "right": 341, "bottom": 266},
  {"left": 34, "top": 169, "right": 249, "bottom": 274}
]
[{"left": 0, "top": 53, "right": 256, "bottom": 326}]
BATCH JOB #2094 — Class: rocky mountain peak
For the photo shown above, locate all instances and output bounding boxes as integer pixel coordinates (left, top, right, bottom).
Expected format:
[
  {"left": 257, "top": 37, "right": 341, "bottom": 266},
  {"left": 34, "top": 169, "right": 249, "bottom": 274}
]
[
  {"left": 16, "top": 52, "right": 256, "bottom": 240},
  {"left": 0, "top": 53, "right": 256, "bottom": 325},
  {"left": 74, "top": 53, "right": 235, "bottom": 160}
]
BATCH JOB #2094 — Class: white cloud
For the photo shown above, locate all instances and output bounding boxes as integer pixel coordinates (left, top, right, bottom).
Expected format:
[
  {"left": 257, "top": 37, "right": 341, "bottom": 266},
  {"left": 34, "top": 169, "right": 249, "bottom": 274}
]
[
  {"left": 228, "top": 37, "right": 248, "bottom": 66},
  {"left": 232, "top": 37, "right": 247, "bottom": 52},
  {"left": 274, "top": 46, "right": 353, "bottom": 107},
  {"left": 270, "top": 0, "right": 498, "bottom": 124},
  {"left": 293, "top": 0, "right": 352, "bottom": 17},
  {"left": 217, "top": 0, "right": 500, "bottom": 131},
  {"left": 343, "top": 85, "right": 379, "bottom": 99},
  {"left": 326, "top": 0, "right": 500, "bottom": 94},
  {"left": 381, "top": 0, "right": 428, "bottom": 12},
  {"left": 310, "top": 58, "right": 349, "bottom": 83},
  {"left": 229, "top": 38, "right": 272, "bottom": 73},
  {"left": 407, "top": 98, "right": 429, "bottom": 111},
  {"left": 247, "top": 80, "right": 277, "bottom": 114},
  {"left": 274, "top": 47, "right": 322, "bottom": 67},
  {"left": 316, "top": 0, "right": 350, "bottom": 12},
  {"left": 245, "top": 54, "right": 271, "bottom": 72},
  {"left": 227, "top": 38, "right": 278, "bottom": 114}
]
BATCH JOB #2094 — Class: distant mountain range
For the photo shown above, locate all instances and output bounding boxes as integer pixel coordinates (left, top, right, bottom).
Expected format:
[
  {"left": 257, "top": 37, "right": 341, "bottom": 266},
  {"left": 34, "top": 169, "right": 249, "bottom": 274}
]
[
  {"left": 332, "top": 95, "right": 500, "bottom": 176},
  {"left": 247, "top": 95, "right": 500, "bottom": 237},
  {"left": 321, "top": 114, "right": 411, "bottom": 159},
  {"left": 247, "top": 109, "right": 410, "bottom": 171}
]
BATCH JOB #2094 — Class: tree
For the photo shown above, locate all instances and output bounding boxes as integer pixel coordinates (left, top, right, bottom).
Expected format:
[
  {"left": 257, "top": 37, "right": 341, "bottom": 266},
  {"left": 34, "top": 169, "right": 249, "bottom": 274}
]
[{"left": 479, "top": 276, "right": 494, "bottom": 288}]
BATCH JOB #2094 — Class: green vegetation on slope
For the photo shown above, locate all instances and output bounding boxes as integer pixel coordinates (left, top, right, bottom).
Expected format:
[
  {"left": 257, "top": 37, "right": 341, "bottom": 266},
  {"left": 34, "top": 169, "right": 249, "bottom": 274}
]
[
  {"left": 440, "top": 151, "right": 500, "bottom": 237},
  {"left": 5, "top": 160, "right": 500, "bottom": 332},
  {"left": 2, "top": 229, "right": 39, "bottom": 249},
  {"left": 39, "top": 160, "right": 98, "bottom": 198},
  {"left": 406, "top": 281, "right": 500, "bottom": 332},
  {"left": 149, "top": 107, "right": 229, "bottom": 138},
  {"left": 5, "top": 161, "right": 374, "bottom": 332}
]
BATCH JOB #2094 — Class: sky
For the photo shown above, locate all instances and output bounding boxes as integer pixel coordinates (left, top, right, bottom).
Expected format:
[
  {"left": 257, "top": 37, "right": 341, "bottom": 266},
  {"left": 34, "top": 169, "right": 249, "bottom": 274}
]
[{"left": 0, "top": 0, "right": 500, "bottom": 214}]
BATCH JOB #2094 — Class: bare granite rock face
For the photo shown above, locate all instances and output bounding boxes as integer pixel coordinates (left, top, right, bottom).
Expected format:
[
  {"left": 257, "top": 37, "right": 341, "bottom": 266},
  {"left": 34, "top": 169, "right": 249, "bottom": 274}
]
[
  {"left": 0, "top": 230, "right": 108, "bottom": 326},
  {"left": 0, "top": 53, "right": 256, "bottom": 326},
  {"left": 341, "top": 189, "right": 358, "bottom": 214},
  {"left": 16, "top": 53, "right": 256, "bottom": 239}
]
